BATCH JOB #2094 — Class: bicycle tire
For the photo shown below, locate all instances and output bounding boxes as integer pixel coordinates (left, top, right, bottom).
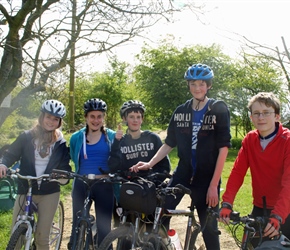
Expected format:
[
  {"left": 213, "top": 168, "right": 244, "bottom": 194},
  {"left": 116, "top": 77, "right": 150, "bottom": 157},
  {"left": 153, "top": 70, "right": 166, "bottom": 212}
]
[
  {"left": 98, "top": 226, "right": 134, "bottom": 250},
  {"left": 6, "top": 225, "right": 29, "bottom": 250},
  {"left": 50, "top": 200, "right": 65, "bottom": 250},
  {"left": 75, "top": 221, "right": 87, "bottom": 250},
  {"left": 147, "top": 233, "right": 169, "bottom": 250}
]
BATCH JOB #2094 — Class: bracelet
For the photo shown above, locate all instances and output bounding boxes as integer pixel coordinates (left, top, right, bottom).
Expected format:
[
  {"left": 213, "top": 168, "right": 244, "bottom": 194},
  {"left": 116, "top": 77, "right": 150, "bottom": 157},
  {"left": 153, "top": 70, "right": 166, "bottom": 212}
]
[{"left": 221, "top": 202, "right": 233, "bottom": 210}]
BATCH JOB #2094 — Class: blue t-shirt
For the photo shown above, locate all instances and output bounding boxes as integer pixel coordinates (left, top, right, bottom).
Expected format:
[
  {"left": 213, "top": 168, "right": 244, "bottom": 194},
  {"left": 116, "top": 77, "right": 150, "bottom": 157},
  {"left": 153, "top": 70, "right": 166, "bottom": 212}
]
[
  {"left": 79, "top": 134, "right": 110, "bottom": 175},
  {"left": 191, "top": 102, "right": 209, "bottom": 175}
]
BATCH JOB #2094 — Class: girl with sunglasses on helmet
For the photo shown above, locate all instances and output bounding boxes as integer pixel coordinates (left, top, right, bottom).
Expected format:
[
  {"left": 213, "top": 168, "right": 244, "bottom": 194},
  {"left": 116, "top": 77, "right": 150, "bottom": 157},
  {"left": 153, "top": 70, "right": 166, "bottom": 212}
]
[
  {"left": 131, "top": 64, "right": 231, "bottom": 250},
  {"left": 68, "top": 98, "right": 123, "bottom": 249},
  {"left": 0, "top": 99, "right": 71, "bottom": 250}
]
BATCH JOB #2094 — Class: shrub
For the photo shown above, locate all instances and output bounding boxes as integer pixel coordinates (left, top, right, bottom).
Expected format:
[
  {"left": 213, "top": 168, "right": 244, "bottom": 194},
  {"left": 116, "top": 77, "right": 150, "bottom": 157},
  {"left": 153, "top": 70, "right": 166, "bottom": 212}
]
[{"left": 231, "top": 138, "right": 242, "bottom": 150}]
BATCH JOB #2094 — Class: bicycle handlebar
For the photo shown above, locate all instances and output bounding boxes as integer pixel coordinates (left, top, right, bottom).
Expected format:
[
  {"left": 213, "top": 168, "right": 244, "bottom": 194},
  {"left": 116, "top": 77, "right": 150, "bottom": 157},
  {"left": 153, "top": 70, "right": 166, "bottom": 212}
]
[
  {"left": 229, "top": 211, "right": 268, "bottom": 228},
  {"left": 6, "top": 168, "right": 71, "bottom": 185},
  {"left": 51, "top": 169, "right": 172, "bottom": 185},
  {"left": 174, "top": 183, "right": 191, "bottom": 195},
  {"left": 7, "top": 168, "right": 50, "bottom": 181},
  {"left": 224, "top": 211, "right": 286, "bottom": 248}
]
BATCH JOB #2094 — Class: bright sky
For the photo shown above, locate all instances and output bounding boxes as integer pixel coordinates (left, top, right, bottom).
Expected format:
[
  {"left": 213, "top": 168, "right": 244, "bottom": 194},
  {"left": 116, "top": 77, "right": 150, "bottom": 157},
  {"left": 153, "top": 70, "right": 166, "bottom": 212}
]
[{"left": 96, "top": 0, "right": 290, "bottom": 71}]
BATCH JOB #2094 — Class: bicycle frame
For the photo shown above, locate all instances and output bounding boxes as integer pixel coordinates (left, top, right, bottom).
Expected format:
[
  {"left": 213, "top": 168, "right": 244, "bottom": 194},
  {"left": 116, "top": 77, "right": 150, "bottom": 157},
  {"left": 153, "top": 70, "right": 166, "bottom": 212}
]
[
  {"left": 151, "top": 184, "right": 219, "bottom": 250},
  {"left": 152, "top": 198, "right": 200, "bottom": 250},
  {"left": 72, "top": 179, "right": 96, "bottom": 250}
]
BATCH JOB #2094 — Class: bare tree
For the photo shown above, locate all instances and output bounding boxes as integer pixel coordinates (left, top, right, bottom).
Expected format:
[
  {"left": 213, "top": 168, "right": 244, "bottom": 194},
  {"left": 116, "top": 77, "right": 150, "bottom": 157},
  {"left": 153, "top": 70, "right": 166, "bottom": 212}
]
[
  {"left": 0, "top": 0, "right": 203, "bottom": 127},
  {"left": 241, "top": 36, "right": 290, "bottom": 91}
]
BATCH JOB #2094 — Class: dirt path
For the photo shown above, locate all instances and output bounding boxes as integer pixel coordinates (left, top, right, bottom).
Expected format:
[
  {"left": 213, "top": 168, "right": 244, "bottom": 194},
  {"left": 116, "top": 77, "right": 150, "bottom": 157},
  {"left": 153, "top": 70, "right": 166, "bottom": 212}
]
[{"left": 60, "top": 194, "right": 238, "bottom": 250}]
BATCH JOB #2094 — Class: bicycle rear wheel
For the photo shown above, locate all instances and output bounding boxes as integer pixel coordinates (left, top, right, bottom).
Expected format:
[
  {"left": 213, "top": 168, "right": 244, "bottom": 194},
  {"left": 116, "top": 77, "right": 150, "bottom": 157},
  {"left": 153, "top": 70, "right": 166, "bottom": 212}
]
[
  {"left": 6, "top": 225, "right": 30, "bottom": 250},
  {"left": 49, "top": 200, "right": 64, "bottom": 250}
]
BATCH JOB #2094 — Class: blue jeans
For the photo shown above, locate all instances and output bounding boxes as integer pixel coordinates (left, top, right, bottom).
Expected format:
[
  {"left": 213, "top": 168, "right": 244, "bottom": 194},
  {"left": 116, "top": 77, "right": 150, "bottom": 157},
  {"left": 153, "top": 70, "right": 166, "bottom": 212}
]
[
  {"left": 162, "top": 176, "right": 221, "bottom": 250},
  {"left": 70, "top": 179, "right": 114, "bottom": 246}
]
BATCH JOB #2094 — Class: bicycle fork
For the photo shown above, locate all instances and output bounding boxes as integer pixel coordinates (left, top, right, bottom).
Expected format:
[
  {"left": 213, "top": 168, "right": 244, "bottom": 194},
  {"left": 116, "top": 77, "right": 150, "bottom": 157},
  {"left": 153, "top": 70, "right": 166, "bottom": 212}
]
[{"left": 13, "top": 185, "right": 36, "bottom": 250}]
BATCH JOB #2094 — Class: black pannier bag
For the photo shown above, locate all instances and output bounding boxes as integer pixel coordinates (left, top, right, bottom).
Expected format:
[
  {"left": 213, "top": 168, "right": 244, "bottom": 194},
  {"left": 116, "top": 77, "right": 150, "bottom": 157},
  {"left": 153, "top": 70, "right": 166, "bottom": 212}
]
[{"left": 119, "top": 177, "right": 157, "bottom": 215}]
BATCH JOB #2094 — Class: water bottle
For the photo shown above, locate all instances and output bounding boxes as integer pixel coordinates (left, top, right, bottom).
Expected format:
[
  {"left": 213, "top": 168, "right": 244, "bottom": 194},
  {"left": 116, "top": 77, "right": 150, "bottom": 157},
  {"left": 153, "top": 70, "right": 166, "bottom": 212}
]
[
  {"left": 162, "top": 236, "right": 175, "bottom": 250},
  {"left": 168, "top": 229, "right": 183, "bottom": 250}
]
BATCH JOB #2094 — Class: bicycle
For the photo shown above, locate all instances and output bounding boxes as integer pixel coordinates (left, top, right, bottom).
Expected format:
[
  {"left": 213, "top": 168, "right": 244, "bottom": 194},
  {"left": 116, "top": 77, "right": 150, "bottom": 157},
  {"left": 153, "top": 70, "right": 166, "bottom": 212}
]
[
  {"left": 221, "top": 210, "right": 290, "bottom": 250},
  {"left": 51, "top": 169, "right": 119, "bottom": 250},
  {"left": 98, "top": 171, "right": 220, "bottom": 250},
  {"left": 5, "top": 168, "right": 65, "bottom": 250}
]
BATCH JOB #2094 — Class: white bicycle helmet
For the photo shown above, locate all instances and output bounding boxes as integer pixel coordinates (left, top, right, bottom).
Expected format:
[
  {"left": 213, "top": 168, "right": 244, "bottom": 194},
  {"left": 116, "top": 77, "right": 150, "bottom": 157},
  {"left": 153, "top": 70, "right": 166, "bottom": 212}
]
[{"left": 41, "top": 100, "right": 66, "bottom": 118}]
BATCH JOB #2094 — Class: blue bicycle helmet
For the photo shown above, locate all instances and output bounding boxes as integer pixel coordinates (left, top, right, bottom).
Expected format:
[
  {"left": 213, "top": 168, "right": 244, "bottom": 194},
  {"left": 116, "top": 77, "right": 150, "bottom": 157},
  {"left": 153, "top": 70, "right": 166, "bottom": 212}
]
[
  {"left": 84, "top": 98, "right": 107, "bottom": 114},
  {"left": 184, "top": 63, "right": 214, "bottom": 81},
  {"left": 120, "top": 100, "right": 146, "bottom": 118}
]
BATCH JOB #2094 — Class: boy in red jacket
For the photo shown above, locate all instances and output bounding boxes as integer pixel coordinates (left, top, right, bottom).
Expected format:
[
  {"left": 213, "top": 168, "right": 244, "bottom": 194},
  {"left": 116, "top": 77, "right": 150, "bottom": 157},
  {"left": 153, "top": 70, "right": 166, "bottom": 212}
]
[{"left": 219, "top": 92, "right": 290, "bottom": 244}]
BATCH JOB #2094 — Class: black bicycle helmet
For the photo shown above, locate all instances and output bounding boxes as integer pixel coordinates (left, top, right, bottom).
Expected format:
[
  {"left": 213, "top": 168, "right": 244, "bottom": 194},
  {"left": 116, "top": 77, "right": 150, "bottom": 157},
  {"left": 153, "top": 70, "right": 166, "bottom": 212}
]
[
  {"left": 41, "top": 100, "right": 66, "bottom": 118},
  {"left": 120, "top": 100, "right": 146, "bottom": 118},
  {"left": 184, "top": 63, "right": 214, "bottom": 81},
  {"left": 84, "top": 98, "right": 107, "bottom": 114}
]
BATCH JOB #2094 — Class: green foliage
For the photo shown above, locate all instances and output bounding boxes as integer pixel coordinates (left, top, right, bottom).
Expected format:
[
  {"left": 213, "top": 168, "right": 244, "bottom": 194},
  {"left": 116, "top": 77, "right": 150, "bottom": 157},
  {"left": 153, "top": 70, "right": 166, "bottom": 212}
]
[
  {"left": 226, "top": 58, "right": 284, "bottom": 133},
  {"left": 62, "top": 57, "right": 140, "bottom": 130},
  {"left": 231, "top": 138, "right": 242, "bottom": 150},
  {"left": 134, "top": 42, "right": 233, "bottom": 125},
  {"left": 0, "top": 210, "right": 12, "bottom": 249},
  {"left": 0, "top": 112, "right": 36, "bottom": 147}
]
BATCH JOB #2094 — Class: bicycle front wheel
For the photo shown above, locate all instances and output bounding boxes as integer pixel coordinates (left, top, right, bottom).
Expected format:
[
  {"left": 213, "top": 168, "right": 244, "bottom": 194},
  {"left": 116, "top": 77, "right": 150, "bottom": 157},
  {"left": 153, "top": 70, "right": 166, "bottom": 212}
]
[
  {"left": 75, "top": 221, "right": 87, "bottom": 250},
  {"left": 98, "top": 226, "right": 134, "bottom": 250},
  {"left": 6, "top": 225, "right": 30, "bottom": 250},
  {"left": 50, "top": 200, "right": 65, "bottom": 250}
]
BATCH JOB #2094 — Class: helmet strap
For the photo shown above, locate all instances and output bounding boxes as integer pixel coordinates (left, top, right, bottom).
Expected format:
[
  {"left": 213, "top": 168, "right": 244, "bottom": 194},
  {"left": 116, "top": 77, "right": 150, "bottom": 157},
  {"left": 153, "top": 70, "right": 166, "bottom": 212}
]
[{"left": 194, "top": 96, "right": 206, "bottom": 111}]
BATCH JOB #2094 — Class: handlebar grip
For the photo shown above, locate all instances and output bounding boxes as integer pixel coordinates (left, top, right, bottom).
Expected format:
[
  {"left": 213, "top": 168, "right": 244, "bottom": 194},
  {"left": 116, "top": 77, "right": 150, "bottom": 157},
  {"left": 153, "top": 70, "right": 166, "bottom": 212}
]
[
  {"left": 51, "top": 169, "right": 74, "bottom": 179},
  {"left": 174, "top": 184, "right": 191, "bottom": 195},
  {"left": 148, "top": 171, "right": 171, "bottom": 180},
  {"left": 6, "top": 168, "right": 17, "bottom": 176},
  {"left": 230, "top": 211, "right": 240, "bottom": 221}
]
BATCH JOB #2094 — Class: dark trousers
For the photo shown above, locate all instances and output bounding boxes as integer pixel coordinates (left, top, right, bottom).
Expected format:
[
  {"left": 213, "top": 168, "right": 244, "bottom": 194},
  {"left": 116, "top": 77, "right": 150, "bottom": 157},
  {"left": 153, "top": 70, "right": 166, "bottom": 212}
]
[
  {"left": 162, "top": 176, "right": 220, "bottom": 250},
  {"left": 70, "top": 179, "right": 114, "bottom": 246}
]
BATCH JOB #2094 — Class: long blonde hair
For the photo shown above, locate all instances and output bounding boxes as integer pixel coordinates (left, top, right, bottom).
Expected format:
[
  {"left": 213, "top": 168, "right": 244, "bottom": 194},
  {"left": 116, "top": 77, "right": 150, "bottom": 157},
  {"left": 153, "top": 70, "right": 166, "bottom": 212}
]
[{"left": 30, "top": 112, "right": 61, "bottom": 146}]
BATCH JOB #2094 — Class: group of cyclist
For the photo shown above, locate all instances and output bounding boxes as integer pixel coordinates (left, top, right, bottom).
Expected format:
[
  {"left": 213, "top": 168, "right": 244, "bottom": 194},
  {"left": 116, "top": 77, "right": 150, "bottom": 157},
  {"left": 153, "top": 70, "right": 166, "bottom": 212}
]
[{"left": 0, "top": 63, "right": 290, "bottom": 249}]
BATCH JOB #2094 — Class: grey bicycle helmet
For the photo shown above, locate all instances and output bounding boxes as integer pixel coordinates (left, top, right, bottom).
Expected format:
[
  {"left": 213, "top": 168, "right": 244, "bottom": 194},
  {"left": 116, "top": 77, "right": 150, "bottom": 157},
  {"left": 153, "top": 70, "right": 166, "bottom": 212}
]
[
  {"left": 41, "top": 100, "right": 66, "bottom": 118},
  {"left": 184, "top": 63, "right": 214, "bottom": 81},
  {"left": 84, "top": 98, "right": 107, "bottom": 114},
  {"left": 120, "top": 100, "right": 146, "bottom": 118}
]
